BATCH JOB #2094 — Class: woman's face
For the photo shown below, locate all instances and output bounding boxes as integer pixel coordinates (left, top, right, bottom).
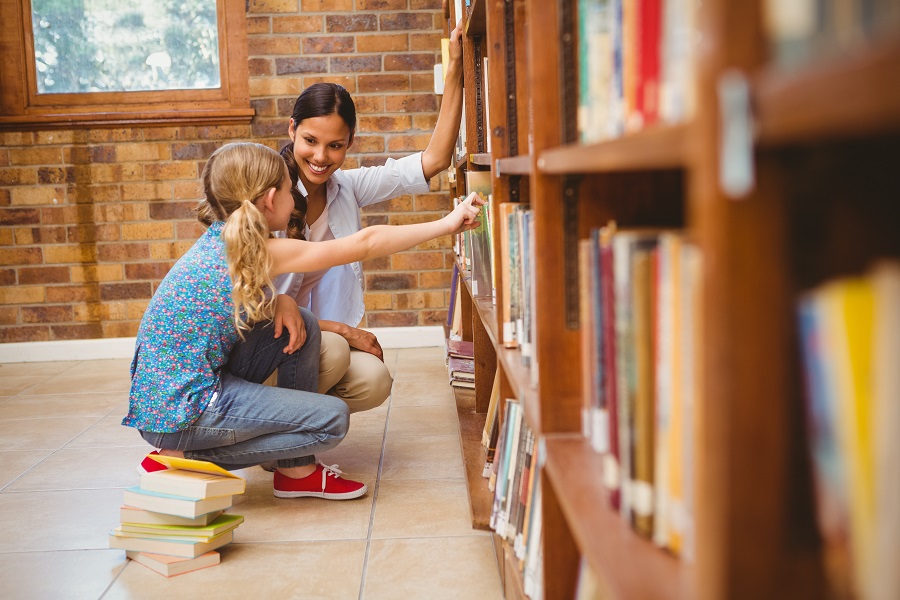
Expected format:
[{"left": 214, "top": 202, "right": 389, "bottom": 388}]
[{"left": 288, "top": 113, "right": 352, "bottom": 188}]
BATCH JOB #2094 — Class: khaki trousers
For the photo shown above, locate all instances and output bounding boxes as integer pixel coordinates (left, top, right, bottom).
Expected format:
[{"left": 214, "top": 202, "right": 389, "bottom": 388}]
[{"left": 318, "top": 331, "right": 393, "bottom": 413}]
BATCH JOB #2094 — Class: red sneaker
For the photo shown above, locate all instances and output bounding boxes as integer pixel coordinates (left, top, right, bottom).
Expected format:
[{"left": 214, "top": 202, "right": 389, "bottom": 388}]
[
  {"left": 273, "top": 462, "right": 367, "bottom": 500},
  {"left": 137, "top": 451, "right": 168, "bottom": 475}
]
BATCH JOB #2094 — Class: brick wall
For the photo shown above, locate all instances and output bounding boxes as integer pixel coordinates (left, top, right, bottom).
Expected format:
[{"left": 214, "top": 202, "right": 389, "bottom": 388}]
[{"left": 0, "top": 0, "right": 454, "bottom": 343}]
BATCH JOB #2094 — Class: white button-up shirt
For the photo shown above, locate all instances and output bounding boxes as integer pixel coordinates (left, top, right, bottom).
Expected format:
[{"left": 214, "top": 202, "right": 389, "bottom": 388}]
[{"left": 273, "top": 151, "right": 430, "bottom": 327}]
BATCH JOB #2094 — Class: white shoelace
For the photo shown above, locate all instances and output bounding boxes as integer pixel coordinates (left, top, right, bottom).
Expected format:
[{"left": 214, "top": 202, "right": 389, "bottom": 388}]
[{"left": 317, "top": 462, "right": 343, "bottom": 490}]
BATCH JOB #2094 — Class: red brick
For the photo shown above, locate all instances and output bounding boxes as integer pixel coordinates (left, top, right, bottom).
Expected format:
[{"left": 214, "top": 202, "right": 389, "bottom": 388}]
[
  {"left": 0, "top": 269, "right": 15, "bottom": 286},
  {"left": 326, "top": 14, "right": 378, "bottom": 33},
  {"left": 385, "top": 94, "right": 438, "bottom": 112},
  {"left": 365, "top": 311, "right": 417, "bottom": 327},
  {"left": 91, "top": 146, "right": 117, "bottom": 163},
  {"left": 357, "top": 34, "right": 409, "bottom": 53},
  {"left": 366, "top": 273, "right": 417, "bottom": 290},
  {"left": 272, "top": 15, "right": 323, "bottom": 33},
  {"left": 100, "top": 282, "right": 152, "bottom": 301},
  {"left": 46, "top": 285, "right": 100, "bottom": 303},
  {"left": 391, "top": 250, "right": 446, "bottom": 270},
  {"left": 0, "top": 167, "right": 39, "bottom": 185},
  {"left": 351, "top": 136, "right": 386, "bottom": 153},
  {"left": 359, "top": 0, "right": 407, "bottom": 9},
  {"left": 354, "top": 96, "right": 385, "bottom": 113},
  {"left": 384, "top": 53, "right": 437, "bottom": 72},
  {"left": 0, "top": 307, "right": 17, "bottom": 325},
  {"left": 301, "top": 75, "right": 356, "bottom": 91},
  {"left": 124, "top": 262, "right": 173, "bottom": 280},
  {"left": 252, "top": 98, "right": 278, "bottom": 117},
  {"left": 380, "top": 13, "right": 434, "bottom": 31},
  {"left": 331, "top": 56, "right": 382, "bottom": 73},
  {"left": 149, "top": 201, "right": 197, "bottom": 221},
  {"left": 0, "top": 326, "right": 51, "bottom": 343},
  {"left": 249, "top": 57, "right": 274, "bottom": 77},
  {"left": 301, "top": 0, "right": 353, "bottom": 10},
  {"left": 410, "top": 32, "right": 442, "bottom": 51},
  {"left": 18, "top": 266, "right": 70, "bottom": 285},
  {"left": 0, "top": 207, "right": 40, "bottom": 226},
  {"left": 302, "top": 36, "right": 355, "bottom": 54},
  {"left": 414, "top": 193, "right": 452, "bottom": 211},
  {"left": 51, "top": 323, "right": 103, "bottom": 340},
  {"left": 249, "top": 37, "right": 301, "bottom": 56},
  {"left": 358, "top": 115, "right": 412, "bottom": 133},
  {"left": 0, "top": 248, "right": 42, "bottom": 266},
  {"left": 171, "top": 142, "right": 219, "bottom": 161},
  {"left": 420, "top": 309, "right": 447, "bottom": 325},
  {"left": 247, "top": 16, "right": 271, "bottom": 34},
  {"left": 38, "top": 167, "right": 75, "bottom": 184},
  {"left": 361, "top": 214, "right": 389, "bottom": 227},
  {"left": 98, "top": 243, "right": 150, "bottom": 262},
  {"left": 22, "top": 305, "right": 74, "bottom": 324},
  {"left": 358, "top": 74, "right": 409, "bottom": 93},
  {"left": 388, "top": 133, "right": 431, "bottom": 152},
  {"left": 362, "top": 256, "right": 391, "bottom": 271},
  {"left": 276, "top": 57, "right": 329, "bottom": 76},
  {"left": 418, "top": 269, "right": 452, "bottom": 288},
  {"left": 411, "top": 72, "right": 435, "bottom": 91},
  {"left": 411, "top": 0, "right": 442, "bottom": 8}
]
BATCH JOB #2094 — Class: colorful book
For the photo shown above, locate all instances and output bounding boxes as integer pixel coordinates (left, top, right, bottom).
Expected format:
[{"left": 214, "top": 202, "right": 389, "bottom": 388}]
[
  {"left": 126, "top": 550, "right": 221, "bottom": 578},
  {"left": 119, "top": 506, "right": 225, "bottom": 527},
  {"left": 117, "top": 513, "right": 244, "bottom": 540},
  {"left": 140, "top": 455, "right": 245, "bottom": 499},
  {"left": 109, "top": 529, "right": 233, "bottom": 559},
  {"left": 122, "top": 486, "right": 233, "bottom": 519}
]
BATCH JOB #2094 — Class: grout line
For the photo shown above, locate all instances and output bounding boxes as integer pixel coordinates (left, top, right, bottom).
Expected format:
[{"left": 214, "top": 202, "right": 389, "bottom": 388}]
[{"left": 358, "top": 349, "right": 397, "bottom": 600}]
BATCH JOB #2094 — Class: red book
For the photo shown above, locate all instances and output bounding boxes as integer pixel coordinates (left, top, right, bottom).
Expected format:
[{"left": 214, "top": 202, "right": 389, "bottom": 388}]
[{"left": 637, "top": 0, "right": 662, "bottom": 126}]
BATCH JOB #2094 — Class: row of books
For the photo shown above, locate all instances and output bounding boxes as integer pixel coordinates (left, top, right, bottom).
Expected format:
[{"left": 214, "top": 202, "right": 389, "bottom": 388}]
[
  {"left": 109, "top": 455, "right": 246, "bottom": 577},
  {"left": 488, "top": 397, "right": 544, "bottom": 600},
  {"left": 764, "top": 0, "right": 900, "bottom": 69},
  {"left": 578, "top": 223, "right": 702, "bottom": 558},
  {"left": 577, "top": 0, "right": 699, "bottom": 144},
  {"left": 446, "top": 338, "right": 476, "bottom": 389},
  {"left": 796, "top": 260, "right": 900, "bottom": 600}
]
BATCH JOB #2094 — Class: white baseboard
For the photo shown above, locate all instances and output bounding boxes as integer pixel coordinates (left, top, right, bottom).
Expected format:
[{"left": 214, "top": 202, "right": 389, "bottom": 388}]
[{"left": 0, "top": 326, "right": 444, "bottom": 363}]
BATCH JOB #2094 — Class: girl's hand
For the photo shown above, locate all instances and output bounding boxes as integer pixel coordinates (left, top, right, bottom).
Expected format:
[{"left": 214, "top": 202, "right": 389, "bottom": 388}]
[
  {"left": 444, "top": 192, "right": 485, "bottom": 235},
  {"left": 273, "top": 294, "right": 307, "bottom": 353}
]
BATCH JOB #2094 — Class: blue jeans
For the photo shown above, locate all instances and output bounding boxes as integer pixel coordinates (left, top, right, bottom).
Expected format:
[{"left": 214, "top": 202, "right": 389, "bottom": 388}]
[{"left": 140, "top": 309, "right": 349, "bottom": 470}]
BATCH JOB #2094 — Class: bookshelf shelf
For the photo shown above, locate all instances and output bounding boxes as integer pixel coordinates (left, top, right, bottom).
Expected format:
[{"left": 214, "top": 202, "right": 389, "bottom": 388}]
[
  {"left": 470, "top": 152, "right": 492, "bottom": 166},
  {"left": 543, "top": 435, "right": 694, "bottom": 600},
  {"left": 755, "top": 36, "right": 900, "bottom": 145},
  {"left": 496, "top": 154, "right": 533, "bottom": 176},
  {"left": 453, "top": 386, "right": 493, "bottom": 530},
  {"left": 464, "top": 0, "right": 486, "bottom": 36},
  {"left": 538, "top": 124, "right": 693, "bottom": 174}
]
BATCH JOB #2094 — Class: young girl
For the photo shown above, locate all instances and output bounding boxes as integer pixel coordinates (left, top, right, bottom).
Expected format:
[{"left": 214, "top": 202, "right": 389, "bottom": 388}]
[
  {"left": 273, "top": 21, "right": 464, "bottom": 414},
  {"left": 123, "top": 141, "right": 482, "bottom": 500}
]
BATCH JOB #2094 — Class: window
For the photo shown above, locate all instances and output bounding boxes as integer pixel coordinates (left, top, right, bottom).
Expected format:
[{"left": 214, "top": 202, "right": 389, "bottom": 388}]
[{"left": 0, "top": 0, "right": 253, "bottom": 130}]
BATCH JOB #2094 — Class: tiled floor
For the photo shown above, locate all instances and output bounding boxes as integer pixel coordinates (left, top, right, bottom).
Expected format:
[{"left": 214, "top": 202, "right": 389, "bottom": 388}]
[{"left": 0, "top": 347, "right": 502, "bottom": 599}]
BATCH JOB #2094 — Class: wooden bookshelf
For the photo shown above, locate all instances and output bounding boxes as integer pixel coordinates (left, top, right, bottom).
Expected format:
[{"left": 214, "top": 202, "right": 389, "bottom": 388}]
[
  {"left": 495, "top": 154, "right": 532, "bottom": 176},
  {"left": 754, "top": 36, "right": 900, "bottom": 145},
  {"left": 443, "top": 1, "right": 899, "bottom": 599},
  {"left": 538, "top": 124, "right": 693, "bottom": 173}
]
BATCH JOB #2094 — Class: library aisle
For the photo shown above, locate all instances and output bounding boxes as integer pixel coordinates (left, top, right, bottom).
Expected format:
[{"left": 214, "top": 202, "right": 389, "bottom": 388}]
[{"left": 0, "top": 348, "right": 502, "bottom": 599}]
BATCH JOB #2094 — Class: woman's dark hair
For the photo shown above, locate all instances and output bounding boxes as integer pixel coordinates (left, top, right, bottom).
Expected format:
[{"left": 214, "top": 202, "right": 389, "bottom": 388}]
[
  {"left": 279, "top": 143, "right": 308, "bottom": 241},
  {"left": 290, "top": 82, "right": 357, "bottom": 134}
]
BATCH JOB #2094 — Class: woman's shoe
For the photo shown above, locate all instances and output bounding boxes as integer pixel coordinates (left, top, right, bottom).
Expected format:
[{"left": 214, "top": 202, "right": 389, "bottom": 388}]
[{"left": 273, "top": 462, "right": 367, "bottom": 500}]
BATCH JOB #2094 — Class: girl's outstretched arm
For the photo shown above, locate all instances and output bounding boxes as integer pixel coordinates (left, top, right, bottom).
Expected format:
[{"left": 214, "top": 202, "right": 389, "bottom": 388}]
[
  {"left": 421, "top": 20, "right": 464, "bottom": 180},
  {"left": 268, "top": 192, "right": 484, "bottom": 276}
]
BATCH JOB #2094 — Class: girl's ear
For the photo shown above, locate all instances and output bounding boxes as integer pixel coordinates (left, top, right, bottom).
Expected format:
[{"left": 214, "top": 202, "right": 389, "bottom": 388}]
[
  {"left": 260, "top": 186, "right": 277, "bottom": 214},
  {"left": 348, "top": 129, "right": 355, "bottom": 148},
  {"left": 288, "top": 118, "right": 297, "bottom": 141}
]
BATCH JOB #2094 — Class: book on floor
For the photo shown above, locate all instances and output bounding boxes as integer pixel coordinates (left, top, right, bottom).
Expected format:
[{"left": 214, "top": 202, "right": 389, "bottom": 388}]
[
  {"left": 122, "top": 486, "right": 233, "bottom": 519},
  {"left": 126, "top": 550, "right": 220, "bottom": 578},
  {"left": 119, "top": 506, "right": 225, "bottom": 527},
  {"left": 108, "top": 529, "right": 234, "bottom": 558},
  {"left": 140, "top": 456, "right": 246, "bottom": 499},
  {"left": 117, "top": 513, "right": 243, "bottom": 540}
]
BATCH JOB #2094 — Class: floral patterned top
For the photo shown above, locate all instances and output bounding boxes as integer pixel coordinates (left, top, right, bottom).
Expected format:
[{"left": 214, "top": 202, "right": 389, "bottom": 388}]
[{"left": 123, "top": 222, "right": 238, "bottom": 432}]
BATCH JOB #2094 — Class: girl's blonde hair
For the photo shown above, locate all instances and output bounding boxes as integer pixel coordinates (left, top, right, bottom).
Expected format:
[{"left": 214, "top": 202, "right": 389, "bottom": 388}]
[{"left": 197, "top": 142, "right": 285, "bottom": 335}]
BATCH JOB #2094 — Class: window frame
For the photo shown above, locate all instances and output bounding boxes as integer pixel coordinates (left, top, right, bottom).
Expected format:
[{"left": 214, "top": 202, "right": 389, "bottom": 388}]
[{"left": 0, "top": 0, "right": 254, "bottom": 131}]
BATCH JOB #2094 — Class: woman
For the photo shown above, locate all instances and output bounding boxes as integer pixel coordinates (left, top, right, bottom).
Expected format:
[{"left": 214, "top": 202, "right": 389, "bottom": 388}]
[{"left": 274, "top": 21, "right": 464, "bottom": 414}]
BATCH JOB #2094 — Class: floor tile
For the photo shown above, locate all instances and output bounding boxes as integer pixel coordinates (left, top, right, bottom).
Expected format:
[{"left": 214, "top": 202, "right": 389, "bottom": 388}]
[
  {"left": 25, "top": 359, "right": 132, "bottom": 395},
  {"left": 0, "top": 391, "right": 125, "bottom": 420},
  {"left": 5, "top": 446, "right": 151, "bottom": 492},
  {"left": 0, "top": 416, "right": 100, "bottom": 451},
  {"left": 0, "top": 376, "right": 50, "bottom": 397},
  {"left": 386, "top": 404, "right": 461, "bottom": 438},
  {"left": 104, "top": 541, "right": 366, "bottom": 600},
  {"left": 371, "top": 479, "right": 478, "bottom": 539},
  {"left": 391, "top": 379, "right": 455, "bottom": 407},
  {"left": 381, "top": 433, "right": 465, "bottom": 480},
  {"left": 65, "top": 416, "right": 147, "bottom": 449},
  {"left": 0, "top": 549, "right": 126, "bottom": 600},
  {"left": 0, "top": 449, "right": 54, "bottom": 489},
  {"left": 0, "top": 488, "right": 123, "bottom": 552},
  {"left": 0, "top": 361, "right": 76, "bottom": 378},
  {"left": 364, "top": 536, "right": 502, "bottom": 600}
]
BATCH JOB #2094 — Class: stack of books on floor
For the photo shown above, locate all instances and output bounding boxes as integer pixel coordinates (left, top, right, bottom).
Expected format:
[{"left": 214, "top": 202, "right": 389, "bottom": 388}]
[
  {"left": 446, "top": 338, "right": 475, "bottom": 389},
  {"left": 109, "top": 455, "right": 246, "bottom": 577}
]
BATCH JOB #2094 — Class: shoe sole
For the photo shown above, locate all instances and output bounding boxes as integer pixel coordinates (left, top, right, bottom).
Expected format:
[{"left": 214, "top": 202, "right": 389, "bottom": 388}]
[{"left": 273, "top": 485, "right": 368, "bottom": 500}]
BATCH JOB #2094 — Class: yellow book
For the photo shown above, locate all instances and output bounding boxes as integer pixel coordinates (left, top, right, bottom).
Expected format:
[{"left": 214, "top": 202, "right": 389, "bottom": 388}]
[
  {"left": 820, "top": 278, "right": 875, "bottom": 597},
  {"left": 140, "top": 456, "right": 246, "bottom": 499}
]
